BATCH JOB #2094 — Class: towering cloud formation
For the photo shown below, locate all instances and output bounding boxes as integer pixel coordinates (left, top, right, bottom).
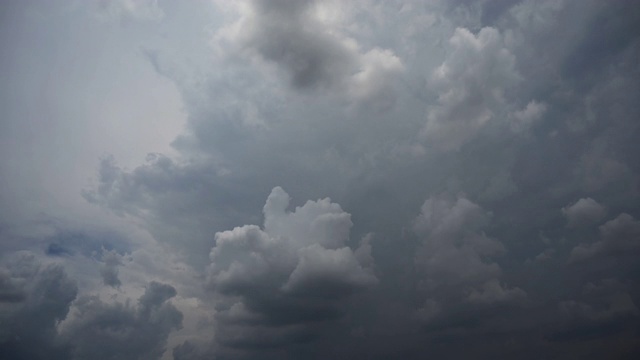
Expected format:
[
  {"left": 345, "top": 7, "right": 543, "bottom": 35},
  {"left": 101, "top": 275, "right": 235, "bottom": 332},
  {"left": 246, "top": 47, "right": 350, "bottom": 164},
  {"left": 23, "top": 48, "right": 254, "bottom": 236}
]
[{"left": 207, "top": 187, "right": 376, "bottom": 353}]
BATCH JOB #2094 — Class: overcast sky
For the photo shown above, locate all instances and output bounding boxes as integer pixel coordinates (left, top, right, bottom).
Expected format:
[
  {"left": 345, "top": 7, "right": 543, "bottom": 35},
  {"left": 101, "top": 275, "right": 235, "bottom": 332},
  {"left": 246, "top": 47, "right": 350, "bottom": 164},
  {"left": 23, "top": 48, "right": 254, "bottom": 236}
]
[{"left": 1, "top": 0, "right": 639, "bottom": 359}]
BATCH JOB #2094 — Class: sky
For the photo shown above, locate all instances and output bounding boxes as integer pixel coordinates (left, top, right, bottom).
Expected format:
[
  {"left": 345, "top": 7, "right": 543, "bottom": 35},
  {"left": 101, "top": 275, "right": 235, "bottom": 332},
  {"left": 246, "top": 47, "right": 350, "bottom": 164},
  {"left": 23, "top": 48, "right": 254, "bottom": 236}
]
[{"left": 0, "top": 0, "right": 639, "bottom": 359}]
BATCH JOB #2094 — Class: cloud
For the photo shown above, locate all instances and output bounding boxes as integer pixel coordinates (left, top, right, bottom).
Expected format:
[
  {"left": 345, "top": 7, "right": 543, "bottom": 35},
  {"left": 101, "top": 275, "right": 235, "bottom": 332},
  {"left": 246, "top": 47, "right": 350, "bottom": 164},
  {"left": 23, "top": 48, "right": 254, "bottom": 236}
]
[
  {"left": 562, "top": 197, "right": 607, "bottom": 228},
  {"left": 550, "top": 279, "right": 639, "bottom": 342},
  {"left": 569, "top": 213, "right": 640, "bottom": 263},
  {"left": 467, "top": 279, "right": 527, "bottom": 305},
  {"left": 420, "top": 26, "right": 520, "bottom": 151},
  {"left": 236, "top": 0, "right": 358, "bottom": 90},
  {"left": 413, "top": 194, "right": 503, "bottom": 286},
  {"left": 533, "top": 248, "right": 555, "bottom": 262},
  {"left": 0, "top": 254, "right": 77, "bottom": 359},
  {"left": 510, "top": 100, "right": 547, "bottom": 133},
  {"left": 0, "top": 252, "right": 183, "bottom": 360},
  {"left": 214, "top": 0, "right": 403, "bottom": 103},
  {"left": 60, "top": 281, "right": 182, "bottom": 360},
  {"left": 412, "top": 194, "right": 526, "bottom": 330},
  {"left": 3, "top": 0, "right": 640, "bottom": 358},
  {"left": 96, "top": 0, "right": 164, "bottom": 21},
  {"left": 100, "top": 249, "right": 123, "bottom": 288},
  {"left": 207, "top": 187, "right": 376, "bottom": 351}
]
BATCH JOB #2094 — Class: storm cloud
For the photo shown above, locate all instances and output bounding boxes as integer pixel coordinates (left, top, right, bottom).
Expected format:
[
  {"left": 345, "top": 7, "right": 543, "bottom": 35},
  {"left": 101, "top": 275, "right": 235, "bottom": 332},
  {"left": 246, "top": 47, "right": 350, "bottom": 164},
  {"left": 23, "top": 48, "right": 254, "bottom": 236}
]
[{"left": 1, "top": 0, "right": 640, "bottom": 359}]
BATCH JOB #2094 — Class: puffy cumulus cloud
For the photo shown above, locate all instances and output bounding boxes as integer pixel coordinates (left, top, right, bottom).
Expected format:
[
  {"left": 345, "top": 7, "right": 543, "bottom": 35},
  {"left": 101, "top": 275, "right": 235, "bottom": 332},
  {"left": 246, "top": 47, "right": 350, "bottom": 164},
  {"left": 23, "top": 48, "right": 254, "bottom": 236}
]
[
  {"left": 569, "top": 213, "right": 640, "bottom": 263},
  {"left": 207, "top": 187, "right": 377, "bottom": 352},
  {"left": 413, "top": 194, "right": 526, "bottom": 329},
  {"left": 213, "top": 0, "right": 403, "bottom": 102},
  {"left": 59, "top": 282, "right": 182, "bottom": 360},
  {"left": 562, "top": 197, "right": 607, "bottom": 228},
  {"left": 419, "top": 26, "right": 522, "bottom": 151}
]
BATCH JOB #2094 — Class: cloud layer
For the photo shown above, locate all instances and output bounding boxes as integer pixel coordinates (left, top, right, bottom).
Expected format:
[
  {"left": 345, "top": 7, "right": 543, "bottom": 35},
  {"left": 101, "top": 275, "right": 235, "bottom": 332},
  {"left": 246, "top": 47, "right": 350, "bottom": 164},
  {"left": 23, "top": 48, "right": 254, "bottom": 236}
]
[{"left": 1, "top": 0, "right": 640, "bottom": 359}]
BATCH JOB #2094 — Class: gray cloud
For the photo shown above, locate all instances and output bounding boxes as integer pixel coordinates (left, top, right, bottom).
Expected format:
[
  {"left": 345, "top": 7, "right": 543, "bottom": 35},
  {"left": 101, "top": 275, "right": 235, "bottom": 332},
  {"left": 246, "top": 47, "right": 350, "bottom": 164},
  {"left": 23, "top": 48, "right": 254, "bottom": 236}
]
[
  {"left": 60, "top": 281, "right": 182, "bottom": 360},
  {"left": 2, "top": 0, "right": 640, "bottom": 358},
  {"left": 207, "top": 187, "right": 376, "bottom": 353},
  {"left": 562, "top": 197, "right": 607, "bottom": 228},
  {"left": 550, "top": 279, "right": 639, "bottom": 344},
  {"left": 242, "top": 0, "right": 357, "bottom": 89},
  {"left": 569, "top": 213, "right": 640, "bottom": 263},
  {"left": 420, "top": 26, "right": 522, "bottom": 151},
  {"left": 100, "top": 249, "right": 123, "bottom": 288},
  {"left": 0, "top": 253, "right": 183, "bottom": 360},
  {"left": 221, "top": 0, "right": 403, "bottom": 98},
  {"left": 0, "top": 255, "right": 77, "bottom": 360},
  {"left": 412, "top": 194, "right": 527, "bottom": 331}
]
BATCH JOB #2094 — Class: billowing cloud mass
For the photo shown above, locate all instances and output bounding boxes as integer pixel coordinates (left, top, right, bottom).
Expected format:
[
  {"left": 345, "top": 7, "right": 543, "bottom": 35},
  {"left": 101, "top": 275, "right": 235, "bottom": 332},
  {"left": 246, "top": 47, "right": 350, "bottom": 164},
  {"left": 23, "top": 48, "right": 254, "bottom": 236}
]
[
  {"left": 60, "top": 281, "right": 183, "bottom": 360},
  {"left": 420, "top": 26, "right": 520, "bottom": 151},
  {"left": 0, "top": 255, "right": 182, "bottom": 360},
  {"left": 1, "top": 0, "right": 640, "bottom": 359},
  {"left": 207, "top": 187, "right": 376, "bottom": 355}
]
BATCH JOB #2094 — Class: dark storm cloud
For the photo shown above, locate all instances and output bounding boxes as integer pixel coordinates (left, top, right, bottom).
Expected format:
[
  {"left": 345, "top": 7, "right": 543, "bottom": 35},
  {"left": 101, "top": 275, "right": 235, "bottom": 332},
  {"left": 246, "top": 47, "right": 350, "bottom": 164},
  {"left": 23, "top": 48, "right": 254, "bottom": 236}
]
[
  {"left": 61, "top": 281, "right": 182, "bottom": 360},
  {"left": 0, "top": 254, "right": 182, "bottom": 360},
  {"left": 0, "top": 255, "right": 77, "bottom": 360},
  {"left": 545, "top": 278, "right": 640, "bottom": 360},
  {"left": 80, "top": 1, "right": 640, "bottom": 357},
  {"left": 3, "top": 0, "right": 640, "bottom": 359}
]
